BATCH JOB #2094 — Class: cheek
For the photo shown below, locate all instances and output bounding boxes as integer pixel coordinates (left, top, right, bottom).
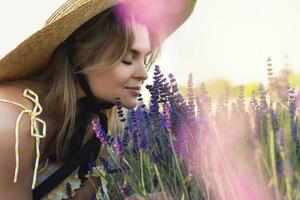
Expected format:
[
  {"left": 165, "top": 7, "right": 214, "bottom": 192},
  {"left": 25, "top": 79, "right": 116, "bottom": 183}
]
[{"left": 87, "top": 71, "right": 128, "bottom": 99}]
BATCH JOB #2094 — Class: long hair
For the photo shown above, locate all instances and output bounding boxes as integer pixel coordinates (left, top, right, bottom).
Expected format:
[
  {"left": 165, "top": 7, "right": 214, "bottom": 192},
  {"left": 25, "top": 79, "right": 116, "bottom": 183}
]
[{"left": 14, "top": 5, "right": 161, "bottom": 162}]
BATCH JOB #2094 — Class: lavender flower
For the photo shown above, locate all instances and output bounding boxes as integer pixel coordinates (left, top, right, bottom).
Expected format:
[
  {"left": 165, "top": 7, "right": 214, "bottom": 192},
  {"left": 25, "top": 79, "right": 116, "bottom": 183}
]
[
  {"left": 289, "top": 87, "right": 296, "bottom": 119},
  {"left": 65, "top": 182, "right": 72, "bottom": 198},
  {"left": 148, "top": 82, "right": 160, "bottom": 115},
  {"left": 132, "top": 130, "right": 139, "bottom": 154},
  {"left": 198, "top": 82, "right": 212, "bottom": 116},
  {"left": 250, "top": 91, "right": 259, "bottom": 114},
  {"left": 270, "top": 108, "right": 279, "bottom": 133},
  {"left": 117, "top": 180, "right": 132, "bottom": 198},
  {"left": 169, "top": 73, "right": 179, "bottom": 94},
  {"left": 258, "top": 83, "right": 268, "bottom": 112},
  {"left": 277, "top": 128, "right": 284, "bottom": 151},
  {"left": 97, "top": 177, "right": 106, "bottom": 199},
  {"left": 187, "top": 73, "right": 196, "bottom": 116},
  {"left": 129, "top": 110, "right": 139, "bottom": 153},
  {"left": 151, "top": 151, "right": 161, "bottom": 165},
  {"left": 138, "top": 93, "right": 151, "bottom": 125},
  {"left": 139, "top": 128, "right": 148, "bottom": 151},
  {"left": 195, "top": 96, "right": 203, "bottom": 119},
  {"left": 164, "top": 102, "right": 172, "bottom": 127},
  {"left": 143, "top": 109, "right": 151, "bottom": 125},
  {"left": 267, "top": 57, "right": 275, "bottom": 85},
  {"left": 130, "top": 110, "right": 139, "bottom": 133},
  {"left": 121, "top": 126, "right": 130, "bottom": 148},
  {"left": 114, "top": 135, "right": 123, "bottom": 156},
  {"left": 237, "top": 85, "right": 245, "bottom": 113},
  {"left": 92, "top": 117, "right": 109, "bottom": 145},
  {"left": 137, "top": 93, "right": 146, "bottom": 108},
  {"left": 99, "top": 157, "right": 121, "bottom": 174},
  {"left": 88, "top": 155, "right": 96, "bottom": 173},
  {"left": 116, "top": 97, "right": 126, "bottom": 122}
]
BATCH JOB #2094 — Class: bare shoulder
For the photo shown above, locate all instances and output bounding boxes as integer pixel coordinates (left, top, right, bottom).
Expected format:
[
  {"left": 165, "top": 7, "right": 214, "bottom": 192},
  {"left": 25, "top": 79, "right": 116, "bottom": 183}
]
[
  {"left": 0, "top": 83, "right": 35, "bottom": 198},
  {"left": 0, "top": 82, "right": 36, "bottom": 109},
  {"left": 0, "top": 82, "right": 36, "bottom": 135}
]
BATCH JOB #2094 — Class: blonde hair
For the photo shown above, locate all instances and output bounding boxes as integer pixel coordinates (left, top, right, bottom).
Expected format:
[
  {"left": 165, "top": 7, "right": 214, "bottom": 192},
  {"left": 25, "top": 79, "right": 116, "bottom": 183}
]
[{"left": 17, "top": 6, "right": 161, "bottom": 162}]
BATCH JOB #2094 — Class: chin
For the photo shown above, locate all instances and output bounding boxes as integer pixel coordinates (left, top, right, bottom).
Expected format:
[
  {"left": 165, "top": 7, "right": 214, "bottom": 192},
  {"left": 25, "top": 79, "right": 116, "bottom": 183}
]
[{"left": 122, "top": 100, "right": 138, "bottom": 109}]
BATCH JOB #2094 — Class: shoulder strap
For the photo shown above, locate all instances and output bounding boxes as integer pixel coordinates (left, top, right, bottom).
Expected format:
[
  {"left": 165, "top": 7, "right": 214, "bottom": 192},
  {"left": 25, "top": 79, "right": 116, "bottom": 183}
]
[
  {"left": 0, "top": 89, "right": 46, "bottom": 189},
  {"left": 32, "top": 135, "right": 101, "bottom": 199},
  {"left": 32, "top": 73, "right": 114, "bottom": 199},
  {"left": 32, "top": 111, "right": 108, "bottom": 200}
]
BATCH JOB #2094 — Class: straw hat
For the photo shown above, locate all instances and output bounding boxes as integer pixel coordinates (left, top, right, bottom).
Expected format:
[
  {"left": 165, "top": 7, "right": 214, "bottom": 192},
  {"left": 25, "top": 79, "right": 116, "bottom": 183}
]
[{"left": 0, "top": 0, "right": 197, "bottom": 80}]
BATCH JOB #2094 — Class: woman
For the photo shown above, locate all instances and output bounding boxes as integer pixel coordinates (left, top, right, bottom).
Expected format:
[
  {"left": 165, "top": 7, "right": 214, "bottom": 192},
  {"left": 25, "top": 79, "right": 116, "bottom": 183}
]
[{"left": 0, "top": 0, "right": 196, "bottom": 199}]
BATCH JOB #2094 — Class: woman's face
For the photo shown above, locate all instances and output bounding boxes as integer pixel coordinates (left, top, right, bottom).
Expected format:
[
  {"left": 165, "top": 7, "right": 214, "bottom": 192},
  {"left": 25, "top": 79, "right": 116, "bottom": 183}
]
[{"left": 82, "top": 21, "right": 151, "bottom": 109}]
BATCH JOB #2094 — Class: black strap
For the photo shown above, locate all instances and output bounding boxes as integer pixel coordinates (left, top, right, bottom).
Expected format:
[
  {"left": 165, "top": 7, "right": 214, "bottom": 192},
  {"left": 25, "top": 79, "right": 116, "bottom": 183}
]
[
  {"left": 32, "top": 74, "right": 114, "bottom": 199},
  {"left": 32, "top": 135, "right": 100, "bottom": 199}
]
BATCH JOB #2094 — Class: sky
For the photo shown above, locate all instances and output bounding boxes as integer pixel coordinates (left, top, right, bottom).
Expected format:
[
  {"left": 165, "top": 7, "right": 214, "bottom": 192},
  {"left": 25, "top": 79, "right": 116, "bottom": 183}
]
[
  {"left": 0, "top": 0, "right": 299, "bottom": 87},
  {"left": 157, "top": 0, "right": 300, "bottom": 85}
]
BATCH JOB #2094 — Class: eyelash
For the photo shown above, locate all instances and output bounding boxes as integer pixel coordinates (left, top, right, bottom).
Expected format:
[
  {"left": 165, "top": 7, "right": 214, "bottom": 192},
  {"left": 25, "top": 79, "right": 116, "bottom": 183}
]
[
  {"left": 122, "top": 53, "right": 152, "bottom": 66},
  {"left": 122, "top": 60, "right": 132, "bottom": 65}
]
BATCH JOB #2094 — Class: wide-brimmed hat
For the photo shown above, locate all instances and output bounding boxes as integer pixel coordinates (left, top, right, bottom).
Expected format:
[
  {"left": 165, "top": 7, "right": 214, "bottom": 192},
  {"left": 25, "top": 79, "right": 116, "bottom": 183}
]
[{"left": 0, "top": 0, "right": 196, "bottom": 80}]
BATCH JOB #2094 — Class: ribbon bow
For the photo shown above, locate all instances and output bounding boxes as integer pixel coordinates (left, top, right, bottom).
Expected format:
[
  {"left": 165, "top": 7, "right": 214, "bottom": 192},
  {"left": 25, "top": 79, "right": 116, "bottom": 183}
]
[{"left": 0, "top": 88, "right": 47, "bottom": 189}]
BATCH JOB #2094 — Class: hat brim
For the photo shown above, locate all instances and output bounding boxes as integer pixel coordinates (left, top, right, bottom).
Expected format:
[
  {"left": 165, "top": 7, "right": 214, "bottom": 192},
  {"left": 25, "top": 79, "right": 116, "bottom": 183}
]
[{"left": 0, "top": 0, "right": 196, "bottom": 80}]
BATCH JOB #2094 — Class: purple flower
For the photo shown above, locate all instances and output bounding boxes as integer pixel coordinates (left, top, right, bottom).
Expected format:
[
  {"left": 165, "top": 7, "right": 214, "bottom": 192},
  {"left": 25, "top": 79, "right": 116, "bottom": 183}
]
[
  {"left": 250, "top": 91, "right": 259, "bottom": 114},
  {"left": 237, "top": 85, "right": 245, "bottom": 112},
  {"left": 270, "top": 108, "right": 279, "bottom": 133},
  {"left": 99, "top": 157, "right": 121, "bottom": 174},
  {"left": 129, "top": 110, "right": 140, "bottom": 153},
  {"left": 114, "top": 135, "right": 123, "bottom": 156},
  {"left": 289, "top": 87, "right": 296, "bottom": 119},
  {"left": 121, "top": 126, "right": 130, "bottom": 148},
  {"left": 88, "top": 155, "right": 96, "bottom": 173},
  {"left": 151, "top": 151, "right": 161, "bottom": 165},
  {"left": 187, "top": 73, "right": 196, "bottom": 116},
  {"left": 116, "top": 97, "right": 126, "bottom": 122},
  {"left": 97, "top": 177, "right": 107, "bottom": 199},
  {"left": 139, "top": 128, "right": 148, "bottom": 151},
  {"left": 137, "top": 93, "right": 146, "bottom": 108},
  {"left": 277, "top": 128, "right": 284, "bottom": 151},
  {"left": 130, "top": 110, "right": 139, "bottom": 133},
  {"left": 132, "top": 130, "right": 139, "bottom": 154},
  {"left": 92, "top": 117, "right": 109, "bottom": 145},
  {"left": 258, "top": 83, "right": 268, "bottom": 112},
  {"left": 267, "top": 57, "right": 274, "bottom": 83},
  {"left": 65, "top": 182, "right": 72, "bottom": 198},
  {"left": 117, "top": 180, "right": 132, "bottom": 198},
  {"left": 143, "top": 110, "right": 151, "bottom": 125},
  {"left": 162, "top": 102, "right": 171, "bottom": 130},
  {"left": 148, "top": 83, "right": 160, "bottom": 114},
  {"left": 198, "top": 82, "right": 212, "bottom": 116}
]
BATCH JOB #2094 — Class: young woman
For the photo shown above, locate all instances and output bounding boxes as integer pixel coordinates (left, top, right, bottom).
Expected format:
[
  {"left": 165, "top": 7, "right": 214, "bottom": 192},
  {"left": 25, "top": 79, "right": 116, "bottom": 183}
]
[{"left": 0, "top": 0, "right": 196, "bottom": 199}]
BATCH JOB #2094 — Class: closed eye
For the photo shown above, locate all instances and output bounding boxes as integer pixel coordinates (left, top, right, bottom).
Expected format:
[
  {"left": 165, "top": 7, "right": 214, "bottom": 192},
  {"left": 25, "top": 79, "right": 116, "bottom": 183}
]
[{"left": 122, "top": 60, "right": 132, "bottom": 65}]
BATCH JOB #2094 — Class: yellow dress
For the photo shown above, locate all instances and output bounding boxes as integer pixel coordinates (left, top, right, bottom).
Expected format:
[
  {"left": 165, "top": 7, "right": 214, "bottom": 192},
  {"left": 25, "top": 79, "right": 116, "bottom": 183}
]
[
  {"left": 0, "top": 88, "right": 109, "bottom": 200},
  {"left": 36, "top": 159, "right": 108, "bottom": 200}
]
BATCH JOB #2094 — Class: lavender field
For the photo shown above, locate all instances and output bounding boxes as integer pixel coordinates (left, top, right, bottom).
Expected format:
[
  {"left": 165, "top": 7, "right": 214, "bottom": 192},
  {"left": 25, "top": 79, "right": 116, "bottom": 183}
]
[{"left": 89, "top": 58, "right": 299, "bottom": 200}]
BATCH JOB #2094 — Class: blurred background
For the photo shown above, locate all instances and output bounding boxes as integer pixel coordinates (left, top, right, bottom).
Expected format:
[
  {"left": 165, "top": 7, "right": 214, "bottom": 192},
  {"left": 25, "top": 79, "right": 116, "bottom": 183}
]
[{"left": 0, "top": 0, "right": 299, "bottom": 100}]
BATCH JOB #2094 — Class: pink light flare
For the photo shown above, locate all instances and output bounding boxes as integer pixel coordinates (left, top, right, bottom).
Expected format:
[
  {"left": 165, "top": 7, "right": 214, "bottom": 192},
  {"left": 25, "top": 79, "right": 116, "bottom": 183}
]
[
  {"left": 187, "top": 121, "right": 276, "bottom": 200},
  {"left": 113, "top": 0, "right": 190, "bottom": 43}
]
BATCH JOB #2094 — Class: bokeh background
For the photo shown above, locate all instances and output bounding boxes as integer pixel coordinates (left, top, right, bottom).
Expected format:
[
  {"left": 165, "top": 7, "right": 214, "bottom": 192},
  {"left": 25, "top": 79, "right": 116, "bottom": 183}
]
[{"left": 0, "top": 0, "right": 299, "bottom": 100}]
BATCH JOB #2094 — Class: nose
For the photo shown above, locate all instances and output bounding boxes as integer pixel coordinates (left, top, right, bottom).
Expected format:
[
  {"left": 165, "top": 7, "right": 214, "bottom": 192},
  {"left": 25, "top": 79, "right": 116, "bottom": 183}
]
[{"left": 133, "top": 61, "right": 149, "bottom": 81}]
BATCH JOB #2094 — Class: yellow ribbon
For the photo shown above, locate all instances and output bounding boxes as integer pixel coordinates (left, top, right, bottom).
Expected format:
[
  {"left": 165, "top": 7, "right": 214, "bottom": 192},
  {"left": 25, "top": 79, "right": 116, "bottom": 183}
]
[{"left": 0, "top": 88, "right": 46, "bottom": 189}]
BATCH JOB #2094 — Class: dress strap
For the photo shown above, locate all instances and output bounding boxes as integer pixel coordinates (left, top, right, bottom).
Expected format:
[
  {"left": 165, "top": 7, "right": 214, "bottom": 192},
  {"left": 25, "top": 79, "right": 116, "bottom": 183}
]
[
  {"left": 0, "top": 88, "right": 46, "bottom": 189},
  {"left": 33, "top": 111, "right": 109, "bottom": 200}
]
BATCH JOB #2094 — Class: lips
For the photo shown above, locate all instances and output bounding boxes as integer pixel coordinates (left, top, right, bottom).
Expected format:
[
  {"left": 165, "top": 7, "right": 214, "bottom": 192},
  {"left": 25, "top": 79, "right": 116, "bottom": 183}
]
[
  {"left": 125, "top": 87, "right": 141, "bottom": 96},
  {"left": 125, "top": 86, "right": 141, "bottom": 90}
]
